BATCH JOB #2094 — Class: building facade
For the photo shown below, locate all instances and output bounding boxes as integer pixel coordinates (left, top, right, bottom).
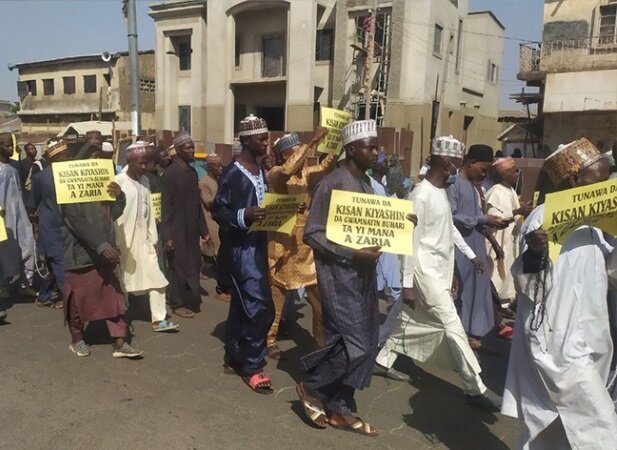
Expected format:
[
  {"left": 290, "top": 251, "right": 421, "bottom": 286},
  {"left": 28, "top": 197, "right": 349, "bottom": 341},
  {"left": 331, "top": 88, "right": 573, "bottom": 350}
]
[
  {"left": 519, "top": 0, "right": 617, "bottom": 154},
  {"left": 12, "top": 51, "right": 155, "bottom": 135},
  {"left": 150, "top": 0, "right": 504, "bottom": 173}
]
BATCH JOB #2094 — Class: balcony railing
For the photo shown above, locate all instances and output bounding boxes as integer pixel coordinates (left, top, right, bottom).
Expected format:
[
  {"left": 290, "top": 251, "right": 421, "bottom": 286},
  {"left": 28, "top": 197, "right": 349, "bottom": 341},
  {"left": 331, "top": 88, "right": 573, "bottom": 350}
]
[{"left": 519, "top": 43, "right": 542, "bottom": 74}]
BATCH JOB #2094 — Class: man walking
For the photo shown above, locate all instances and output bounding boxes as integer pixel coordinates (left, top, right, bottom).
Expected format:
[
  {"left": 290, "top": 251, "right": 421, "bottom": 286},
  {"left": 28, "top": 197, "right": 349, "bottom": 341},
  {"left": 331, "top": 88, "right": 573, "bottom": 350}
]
[
  {"left": 161, "top": 133, "right": 208, "bottom": 318},
  {"left": 115, "top": 142, "right": 179, "bottom": 333},
  {"left": 296, "top": 120, "right": 381, "bottom": 436}
]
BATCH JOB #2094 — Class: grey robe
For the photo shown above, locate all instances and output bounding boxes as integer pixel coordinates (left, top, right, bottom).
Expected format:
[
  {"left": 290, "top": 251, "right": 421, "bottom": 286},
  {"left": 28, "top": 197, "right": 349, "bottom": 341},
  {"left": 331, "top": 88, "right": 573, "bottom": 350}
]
[
  {"left": 0, "top": 162, "right": 34, "bottom": 283},
  {"left": 447, "top": 176, "right": 494, "bottom": 338},
  {"left": 302, "top": 165, "right": 379, "bottom": 390}
]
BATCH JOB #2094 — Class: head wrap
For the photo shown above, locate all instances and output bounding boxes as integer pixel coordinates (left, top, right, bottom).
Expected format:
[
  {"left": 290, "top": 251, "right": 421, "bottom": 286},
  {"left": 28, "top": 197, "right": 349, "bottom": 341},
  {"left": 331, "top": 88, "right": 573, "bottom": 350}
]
[
  {"left": 47, "top": 140, "right": 68, "bottom": 159},
  {"left": 341, "top": 120, "right": 377, "bottom": 146},
  {"left": 492, "top": 156, "right": 516, "bottom": 176},
  {"left": 173, "top": 132, "right": 193, "bottom": 150},
  {"left": 85, "top": 130, "right": 102, "bottom": 140},
  {"left": 232, "top": 141, "right": 243, "bottom": 157},
  {"left": 125, "top": 141, "right": 150, "bottom": 161},
  {"left": 431, "top": 135, "right": 464, "bottom": 158},
  {"left": 238, "top": 114, "right": 268, "bottom": 137},
  {"left": 273, "top": 133, "right": 301, "bottom": 155},
  {"left": 101, "top": 142, "right": 114, "bottom": 154},
  {"left": 467, "top": 144, "right": 494, "bottom": 163},
  {"left": 545, "top": 138, "right": 603, "bottom": 186}
]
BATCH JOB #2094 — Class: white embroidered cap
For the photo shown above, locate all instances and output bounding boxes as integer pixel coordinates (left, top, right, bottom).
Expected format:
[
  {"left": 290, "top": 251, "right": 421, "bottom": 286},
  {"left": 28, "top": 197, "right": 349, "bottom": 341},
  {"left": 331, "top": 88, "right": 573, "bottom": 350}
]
[{"left": 341, "top": 120, "right": 377, "bottom": 146}]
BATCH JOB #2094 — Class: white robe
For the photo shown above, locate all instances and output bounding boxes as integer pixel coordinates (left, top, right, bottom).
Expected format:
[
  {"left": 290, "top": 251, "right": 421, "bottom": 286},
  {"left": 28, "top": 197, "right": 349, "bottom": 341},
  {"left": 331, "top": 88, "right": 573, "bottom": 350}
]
[
  {"left": 502, "top": 204, "right": 617, "bottom": 449},
  {"left": 485, "top": 183, "right": 521, "bottom": 301},
  {"left": 377, "top": 180, "right": 484, "bottom": 393},
  {"left": 115, "top": 170, "right": 168, "bottom": 293}
]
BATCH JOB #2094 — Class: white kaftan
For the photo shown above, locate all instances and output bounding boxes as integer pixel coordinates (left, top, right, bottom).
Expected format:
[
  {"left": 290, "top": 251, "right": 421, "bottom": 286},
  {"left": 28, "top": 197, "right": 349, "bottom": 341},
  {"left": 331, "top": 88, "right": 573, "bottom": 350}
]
[
  {"left": 502, "top": 204, "right": 617, "bottom": 449},
  {"left": 376, "top": 180, "right": 485, "bottom": 395},
  {"left": 115, "top": 170, "right": 168, "bottom": 292},
  {"left": 485, "top": 183, "right": 521, "bottom": 301}
]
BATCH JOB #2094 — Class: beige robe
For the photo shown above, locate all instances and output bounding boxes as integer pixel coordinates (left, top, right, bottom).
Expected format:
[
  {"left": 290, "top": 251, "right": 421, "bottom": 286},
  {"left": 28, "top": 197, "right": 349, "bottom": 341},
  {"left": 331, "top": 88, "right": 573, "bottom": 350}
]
[
  {"left": 485, "top": 183, "right": 521, "bottom": 301},
  {"left": 199, "top": 174, "right": 220, "bottom": 258}
]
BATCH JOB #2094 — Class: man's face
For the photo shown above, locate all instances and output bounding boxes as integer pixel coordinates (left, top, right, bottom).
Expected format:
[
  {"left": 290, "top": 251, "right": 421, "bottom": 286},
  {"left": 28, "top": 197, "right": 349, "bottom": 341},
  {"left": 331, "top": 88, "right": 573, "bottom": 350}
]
[
  {"left": 0, "top": 136, "right": 13, "bottom": 159},
  {"left": 87, "top": 135, "right": 102, "bottom": 148},
  {"left": 177, "top": 141, "right": 195, "bottom": 163},
  {"left": 244, "top": 133, "right": 269, "bottom": 157},
  {"left": 502, "top": 165, "right": 520, "bottom": 186},
  {"left": 208, "top": 159, "right": 224, "bottom": 179},
  {"left": 467, "top": 160, "right": 492, "bottom": 183},
  {"left": 25, "top": 145, "right": 37, "bottom": 159},
  {"left": 128, "top": 154, "right": 147, "bottom": 178},
  {"left": 348, "top": 137, "right": 379, "bottom": 171}
]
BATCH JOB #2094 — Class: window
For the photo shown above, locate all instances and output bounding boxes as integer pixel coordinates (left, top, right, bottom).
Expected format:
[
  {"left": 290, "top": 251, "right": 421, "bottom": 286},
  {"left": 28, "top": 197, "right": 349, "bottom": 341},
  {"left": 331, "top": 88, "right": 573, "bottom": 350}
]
[
  {"left": 455, "top": 19, "right": 463, "bottom": 74},
  {"left": 235, "top": 34, "right": 241, "bottom": 67},
  {"left": 25, "top": 80, "right": 37, "bottom": 96},
  {"left": 433, "top": 24, "right": 443, "bottom": 55},
  {"left": 84, "top": 75, "right": 97, "bottom": 93},
  {"left": 316, "top": 29, "right": 334, "bottom": 61},
  {"left": 262, "top": 35, "right": 285, "bottom": 77},
  {"left": 600, "top": 5, "right": 617, "bottom": 44},
  {"left": 43, "top": 79, "right": 54, "bottom": 96},
  {"left": 139, "top": 78, "right": 155, "bottom": 93},
  {"left": 63, "top": 76, "right": 75, "bottom": 95},
  {"left": 178, "top": 41, "right": 191, "bottom": 71},
  {"left": 179, "top": 105, "right": 191, "bottom": 133},
  {"left": 487, "top": 60, "right": 498, "bottom": 83}
]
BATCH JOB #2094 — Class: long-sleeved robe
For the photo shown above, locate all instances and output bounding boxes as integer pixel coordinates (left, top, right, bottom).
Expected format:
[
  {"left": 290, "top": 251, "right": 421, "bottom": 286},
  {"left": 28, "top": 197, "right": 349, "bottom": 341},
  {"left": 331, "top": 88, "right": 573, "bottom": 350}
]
[
  {"left": 485, "top": 182, "right": 521, "bottom": 301},
  {"left": 376, "top": 179, "right": 486, "bottom": 395},
  {"left": 212, "top": 161, "right": 273, "bottom": 375},
  {"left": 161, "top": 160, "right": 206, "bottom": 311},
  {"left": 502, "top": 204, "right": 617, "bottom": 449},
  {"left": 447, "top": 176, "right": 494, "bottom": 338},
  {"left": 198, "top": 174, "right": 220, "bottom": 258},
  {"left": 0, "top": 161, "right": 34, "bottom": 284},
  {"left": 115, "top": 170, "right": 168, "bottom": 293},
  {"left": 301, "top": 165, "right": 379, "bottom": 391}
]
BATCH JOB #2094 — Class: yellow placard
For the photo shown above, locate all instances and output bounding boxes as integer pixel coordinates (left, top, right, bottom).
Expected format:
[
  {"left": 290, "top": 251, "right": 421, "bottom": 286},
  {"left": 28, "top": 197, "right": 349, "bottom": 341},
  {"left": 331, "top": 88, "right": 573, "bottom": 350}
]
[
  {"left": 326, "top": 190, "right": 414, "bottom": 255},
  {"left": 532, "top": 191, "right": 540, "bottom": 208},
  {"left": 0, "top": 209, "right": 7, "bottom": 242},
  {"left": 543, "top": 178, "right": 617, "bottom": 243},
  {"left": 318, "top": 107, "right": 352, "bottom": 154},
  {"left": 151, "top": 193, "right": 162, "bottom": 222},
  {"left": 52, "top": 159, "right": 115, "bottom": 204},
  {"left": 250, "top": 193, "right": 305, "bottom": 235}
]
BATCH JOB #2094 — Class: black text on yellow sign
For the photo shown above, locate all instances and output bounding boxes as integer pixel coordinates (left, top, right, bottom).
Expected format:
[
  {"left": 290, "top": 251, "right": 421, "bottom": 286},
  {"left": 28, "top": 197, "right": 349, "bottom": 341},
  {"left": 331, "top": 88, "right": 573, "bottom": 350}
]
[{"left": 52, "top": 159, "right": 115, "bottom": 204}]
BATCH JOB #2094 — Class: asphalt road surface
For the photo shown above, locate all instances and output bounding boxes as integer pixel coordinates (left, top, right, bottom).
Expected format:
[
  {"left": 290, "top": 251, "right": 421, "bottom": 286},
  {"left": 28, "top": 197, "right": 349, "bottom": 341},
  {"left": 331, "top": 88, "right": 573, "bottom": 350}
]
[{"left": 0, "top": 276, "right": 519, "bottom": 449}]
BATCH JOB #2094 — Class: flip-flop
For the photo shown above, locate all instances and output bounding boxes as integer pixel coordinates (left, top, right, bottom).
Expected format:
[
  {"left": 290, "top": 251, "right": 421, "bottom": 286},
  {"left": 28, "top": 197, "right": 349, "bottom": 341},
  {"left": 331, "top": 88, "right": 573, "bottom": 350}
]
[
  {"left": 152, "top": 319, "right": 180, "bottom": 332},
  {"left": 327, "top": 414, "right": 379, "bottom": 437},
  {"left": 296, "top": 383, "right": 327, "bottom": 429},
  {"left": 242, "top": 372, "right": 273, "bottom": 395}
]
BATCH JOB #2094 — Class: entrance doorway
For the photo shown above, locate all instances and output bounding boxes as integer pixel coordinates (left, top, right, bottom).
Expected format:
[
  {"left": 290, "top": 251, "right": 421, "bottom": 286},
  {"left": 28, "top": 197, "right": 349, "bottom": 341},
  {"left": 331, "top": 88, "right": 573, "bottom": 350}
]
[{"left": 257, "top": 106, "right": 285, "bottom": 131}]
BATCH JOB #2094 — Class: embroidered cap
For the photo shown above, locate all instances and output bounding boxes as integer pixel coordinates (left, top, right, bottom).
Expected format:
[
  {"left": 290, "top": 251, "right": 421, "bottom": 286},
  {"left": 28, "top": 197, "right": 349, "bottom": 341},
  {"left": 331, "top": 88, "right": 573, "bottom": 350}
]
[
  {"left": 492, "top": 156, "right": 516, "bottom": 175},
  {"left": 431, "top": 135, "right": 464, "bottom": 158},
  {"left": 47, "top": 140, "right": 68, "bottom": 158},
  {"left": 125, "top": 141, "right": 151, "bottom": 161},
  {"left": 341, "top": 120, "right": 377, "bottom": 146},
  {"left": 238, "top": 114, "right": 268, "bottom": 137},
  {"left": 545, "top": 138, "right": 603, "bottom": 186},
  {"left": 173, "top": 132, "right": 193, "bottom": 149},
  {"left": 273, "top": 133, "right": 301, "bottom": 155}
]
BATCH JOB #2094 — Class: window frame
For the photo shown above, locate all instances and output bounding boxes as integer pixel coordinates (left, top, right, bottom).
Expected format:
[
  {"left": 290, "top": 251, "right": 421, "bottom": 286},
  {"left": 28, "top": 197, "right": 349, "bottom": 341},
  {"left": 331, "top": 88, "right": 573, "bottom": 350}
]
[
  {"left": 433, "top": 23, "right": 444, "bottom": 56},
  {"left": 178, "top": 105, "right": 191, "bottom": 134},
  {"left": 42, "top": 78, "right": 54, "bottom": 96},
  {"left": 83, "top": 75, "right": 97, "bottom": 94},
  {"left": 262, "top": 34, "right": 286, "bottom": 78},
  {"left": 63, "top": 76, "right": 76, "bottom": 95},
  {"left": 316, "top": 29, "right": 334, "bottom": 61},
  {"left": 178, "top": 40, "right": 192, "bottom": 71},
  {"left": 599, "top": 4, "right": 617, "bottom": 45}
]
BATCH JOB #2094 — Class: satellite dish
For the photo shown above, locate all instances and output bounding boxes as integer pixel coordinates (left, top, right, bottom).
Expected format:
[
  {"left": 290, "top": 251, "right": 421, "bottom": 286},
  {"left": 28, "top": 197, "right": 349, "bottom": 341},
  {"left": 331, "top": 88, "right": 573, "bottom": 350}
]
[{"left": 101, "top": 52, "right": 112, "bottom": 63}]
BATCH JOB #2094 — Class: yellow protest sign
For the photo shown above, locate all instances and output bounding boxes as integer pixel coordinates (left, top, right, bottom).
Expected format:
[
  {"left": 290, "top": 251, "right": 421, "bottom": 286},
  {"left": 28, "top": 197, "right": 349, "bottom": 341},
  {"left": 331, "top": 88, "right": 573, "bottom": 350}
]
[
  {"left": 52, "top": 159, "right": 115, "bottom": 204},
  {"left": 326, "top": 190, "right": 413, "bottom": 255},
  {"left": 151, "top": 193, "right": 162, "bottom": 222},
  {"left": 250, "top": 193, "right": 305, "bottom": 235},
  {"left": 318, "top": 107, "right": 352, "bottom": 154},
  {"left": 543, "top": 178, "right": 617, "bottom": 243},
  {"left": 0, "top": 209, "right": 7, "bottom": 242}
]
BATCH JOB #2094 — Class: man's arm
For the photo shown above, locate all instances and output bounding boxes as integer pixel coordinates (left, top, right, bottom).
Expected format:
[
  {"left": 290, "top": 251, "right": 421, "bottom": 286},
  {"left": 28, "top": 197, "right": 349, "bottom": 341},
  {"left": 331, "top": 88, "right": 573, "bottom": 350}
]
[{"left": 62, "top": 203, "right": 112, "bottom": 255}]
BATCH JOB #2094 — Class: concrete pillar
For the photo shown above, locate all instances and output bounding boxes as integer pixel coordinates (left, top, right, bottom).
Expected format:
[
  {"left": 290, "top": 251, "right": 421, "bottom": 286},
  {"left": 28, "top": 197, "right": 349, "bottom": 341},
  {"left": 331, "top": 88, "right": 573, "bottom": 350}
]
[{"left": 285, "top": 1, "right": 316, "bottom": 132}]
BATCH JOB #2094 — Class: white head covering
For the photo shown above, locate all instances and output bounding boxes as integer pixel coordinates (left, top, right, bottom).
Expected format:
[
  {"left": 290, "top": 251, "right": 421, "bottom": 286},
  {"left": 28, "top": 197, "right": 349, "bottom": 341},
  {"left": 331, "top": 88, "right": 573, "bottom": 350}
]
[
  {"left": 341, "top": 120, "right": 377, "bottom": 146},
  {"left": 101, "top": 142, "right": 114, "bottom": 153},
  {"left": 238, "top": 114, "right": 268, "bottom": 137},
  {"left": 431, "top": 135, "right": 464, "bottom": 158}
]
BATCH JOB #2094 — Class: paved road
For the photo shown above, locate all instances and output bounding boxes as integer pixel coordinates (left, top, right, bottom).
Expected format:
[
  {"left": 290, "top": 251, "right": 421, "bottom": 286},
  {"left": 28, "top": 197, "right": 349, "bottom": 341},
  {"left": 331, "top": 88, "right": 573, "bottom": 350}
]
[{"left": 0, "top": 277, "right": 519, "bottom": 449}]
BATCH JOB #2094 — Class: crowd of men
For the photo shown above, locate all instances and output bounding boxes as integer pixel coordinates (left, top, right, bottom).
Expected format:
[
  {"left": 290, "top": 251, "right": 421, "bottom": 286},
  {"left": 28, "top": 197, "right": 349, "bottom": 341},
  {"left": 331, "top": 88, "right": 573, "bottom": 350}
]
[{"left": 0, "top": 115, "right": 616, "bottom": 446}]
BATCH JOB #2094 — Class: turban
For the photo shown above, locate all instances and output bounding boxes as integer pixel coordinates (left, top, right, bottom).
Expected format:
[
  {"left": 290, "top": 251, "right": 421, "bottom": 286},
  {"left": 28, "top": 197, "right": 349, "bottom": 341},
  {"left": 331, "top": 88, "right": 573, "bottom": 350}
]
[
  {"left": 341, "top": 120, "right": 377, "bottom": 146},
  {"left": 432, "top": 135, "right": 464, "bottom": 158},
  {"left": 273, "top": 133, "right": 301, "bottom": 155},
  {"left": 467, "top": 144, "right": 494, "bottom": 163},
  {"left": 545, "top": 138, "right": 603, "bottom": 186},
  {"left": 238, "top": 114, "right": 268, "bottom": 137}
]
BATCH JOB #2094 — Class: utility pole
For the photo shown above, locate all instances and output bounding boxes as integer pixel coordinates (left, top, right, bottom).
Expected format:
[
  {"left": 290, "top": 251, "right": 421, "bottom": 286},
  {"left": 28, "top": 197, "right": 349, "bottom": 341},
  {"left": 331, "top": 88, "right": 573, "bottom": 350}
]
[
  {"left": 364, "top": 0, "right": 377, "bottom": 120},
  {"left": 126, "top": 0, "right": 141, "bottom": 136}
]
